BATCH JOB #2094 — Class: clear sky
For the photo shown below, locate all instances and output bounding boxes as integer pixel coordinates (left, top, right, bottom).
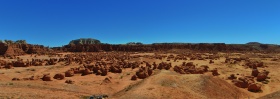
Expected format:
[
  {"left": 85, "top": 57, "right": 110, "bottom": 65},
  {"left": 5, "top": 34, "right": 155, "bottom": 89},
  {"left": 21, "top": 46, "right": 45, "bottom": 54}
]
[{"left": 0, "top": 0, "right": 279, "bottom": 47}]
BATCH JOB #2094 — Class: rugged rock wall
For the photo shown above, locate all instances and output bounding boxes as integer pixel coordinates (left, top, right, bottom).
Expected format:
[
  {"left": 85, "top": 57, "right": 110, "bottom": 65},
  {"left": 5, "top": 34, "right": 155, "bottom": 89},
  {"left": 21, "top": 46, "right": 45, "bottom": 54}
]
[
  {"left": 0, "top": 43, "right": 8, "bottom": 55},
  {"left": 0, "top": 43, "right": 49, "bottom": 56}
]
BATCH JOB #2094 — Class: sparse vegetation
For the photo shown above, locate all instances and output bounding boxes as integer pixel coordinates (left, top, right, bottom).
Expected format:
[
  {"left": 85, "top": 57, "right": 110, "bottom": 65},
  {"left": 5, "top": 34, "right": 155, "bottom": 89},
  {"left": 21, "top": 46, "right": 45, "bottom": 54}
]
[
  {"left": 120, "top": 75, "right": 124, "bottom": 79},
  {"left": 126, "top": 42, "right": 143, "bottom": 45},
  {"left": 8, "top": 82, "right": 14, "bottom": 85}
]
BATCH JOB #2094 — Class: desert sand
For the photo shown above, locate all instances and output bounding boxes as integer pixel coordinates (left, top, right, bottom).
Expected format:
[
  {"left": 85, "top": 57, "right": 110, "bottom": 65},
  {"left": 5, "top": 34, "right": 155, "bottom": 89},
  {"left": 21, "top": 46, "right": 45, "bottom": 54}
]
[{"left": 0, "top": 50, "right": 279, "bottom": 99}]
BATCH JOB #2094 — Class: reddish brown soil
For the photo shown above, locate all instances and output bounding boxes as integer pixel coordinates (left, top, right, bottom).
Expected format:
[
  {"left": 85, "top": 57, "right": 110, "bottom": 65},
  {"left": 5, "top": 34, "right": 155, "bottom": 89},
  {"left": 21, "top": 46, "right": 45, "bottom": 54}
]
[{"left": 0, "top": 51, "right": 279, "bottom": 99}]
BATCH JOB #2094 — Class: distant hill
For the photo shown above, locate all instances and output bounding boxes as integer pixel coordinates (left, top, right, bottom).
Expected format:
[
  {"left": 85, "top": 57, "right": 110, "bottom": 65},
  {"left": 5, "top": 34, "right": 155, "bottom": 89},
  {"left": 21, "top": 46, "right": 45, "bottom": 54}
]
[
  {"left": 246, "top": 42, "right": 262, "bottom": 45},
  {"left": 126, "top": 42, "right": 143, "bottom": 45},
  {"left": 69, "top": 38, "right": 101, "bottom": 45}
]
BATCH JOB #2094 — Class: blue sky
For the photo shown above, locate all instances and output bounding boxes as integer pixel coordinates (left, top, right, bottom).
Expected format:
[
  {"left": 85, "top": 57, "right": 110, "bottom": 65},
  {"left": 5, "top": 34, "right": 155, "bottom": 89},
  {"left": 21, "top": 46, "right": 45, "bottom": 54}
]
[{"left": 0, "top": 0, "right": 279, "bottom": 47}]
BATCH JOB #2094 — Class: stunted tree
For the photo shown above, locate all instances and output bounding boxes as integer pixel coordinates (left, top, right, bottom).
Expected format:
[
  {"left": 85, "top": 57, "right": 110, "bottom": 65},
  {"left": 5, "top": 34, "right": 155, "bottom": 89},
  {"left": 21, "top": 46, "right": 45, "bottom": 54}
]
[
  {"left": 15, "top": 40, "right": 27, "bottom": 44},
  {"left": 127, "top": 42, "right": 143, "bottom": 45},
  {"left": 127, "top": 42, "right": 136, "bottom": 45},
  {"left": 93, "top": 39, "right": 101, "bottom": 44},
  {"left": 136, "top": 42, "right": 143, "bottom": 45},
  {"left": 4, "top": 40, "right": 14, "bottom": 44}
]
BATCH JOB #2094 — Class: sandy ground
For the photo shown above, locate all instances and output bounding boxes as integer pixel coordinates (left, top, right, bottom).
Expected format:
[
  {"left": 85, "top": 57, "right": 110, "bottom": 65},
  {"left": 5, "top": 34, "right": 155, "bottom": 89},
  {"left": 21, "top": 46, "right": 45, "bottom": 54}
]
[{"left": 0, "top": 52, "right": 280, "bottom": 99}]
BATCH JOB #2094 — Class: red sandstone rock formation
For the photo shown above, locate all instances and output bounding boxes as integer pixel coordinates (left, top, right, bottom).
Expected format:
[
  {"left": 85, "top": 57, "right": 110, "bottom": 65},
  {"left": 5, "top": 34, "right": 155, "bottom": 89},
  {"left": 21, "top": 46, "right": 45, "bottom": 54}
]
[
  {"left": 42, "top": 74, "right": 52, "bottom": 81},
  {"left": 248, "top": 83, "right": 262, "bottom": 92},
  {"left": 53, "top": 73, "right": 65, "bottom": 80},
  {"left": 65, "top": 70, "right": 74, "bottom": 77}
]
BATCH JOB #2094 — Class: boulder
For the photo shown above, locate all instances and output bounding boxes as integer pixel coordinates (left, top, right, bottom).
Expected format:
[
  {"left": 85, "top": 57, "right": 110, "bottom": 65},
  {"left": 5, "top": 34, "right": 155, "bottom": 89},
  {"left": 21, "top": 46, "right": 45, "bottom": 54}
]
[
  {"left": 101, "top": 70, "right": 108, "bottom": 76},
  {"left": 228, "top": 74, "right": 237, "bottom": 80},
  {"left": 248, "top": 83, "right": 262, "bottom": 92},
  {"left": 42, "top": 74, "right": 52, "bottom": 81},
  {"left": 257, "top": 72, "right": 268, "bottom": 81},
  {"left": 81, "top": 68, "right": 91, "bottom": 76},
  {"left": 53, "top": 73, "right": 65, "bottom": 80},
  {"left": 12, "top": 77, "right": 21, "bottom": 81},
  {"left": 148, "top": 69, "right": 153, "bottom": 76},
  {"left": 209, "top": 60, "right": 214, "bottom": 64},
  {"left": 65, "top": 70, "right": 74, "bottom": 77},
  {"left": 251, "top": 69, "right": 259, "bottom": 77},
  {"left": 185, "top": 62, "right": 194, "bottom": 66},
  {"left": 131, "top": 75, "right": 137, "bottom": 80},
  {"left": 211, "top": 68, "right": 219, "bottom": 76},
  {"left": 4, "top": 64, "right": 13, "bottom": 69},
  {"left": 136, "top": 71, "right": 148, "bottom": 79},
  {"left": 232, "top": 79, "right": 249, "bottom": 88}
]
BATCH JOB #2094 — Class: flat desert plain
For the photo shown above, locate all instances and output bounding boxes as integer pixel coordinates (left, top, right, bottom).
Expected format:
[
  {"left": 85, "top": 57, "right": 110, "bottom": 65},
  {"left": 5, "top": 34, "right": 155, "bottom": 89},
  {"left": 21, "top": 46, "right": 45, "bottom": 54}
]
[{"left": 0, "top": 51, "right": 280, "bottom": 99}]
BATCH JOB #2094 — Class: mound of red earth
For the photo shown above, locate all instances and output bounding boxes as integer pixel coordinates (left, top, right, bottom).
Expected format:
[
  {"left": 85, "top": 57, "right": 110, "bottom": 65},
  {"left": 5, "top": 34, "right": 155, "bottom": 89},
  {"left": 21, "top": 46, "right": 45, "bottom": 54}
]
[
  {"left": 114, "top": 70, "right": 250, "bottom": 99},
  {"left": 257, "top": 90, "right": 280, "bottom": 99},
  {"left": 101, "top": 77, "right": 112, "bottom": 85}
]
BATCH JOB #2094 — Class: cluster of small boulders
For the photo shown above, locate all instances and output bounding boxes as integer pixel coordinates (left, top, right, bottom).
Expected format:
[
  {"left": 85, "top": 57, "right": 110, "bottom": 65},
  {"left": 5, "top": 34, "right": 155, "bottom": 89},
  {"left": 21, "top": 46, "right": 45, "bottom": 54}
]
[
  {"left": 131, "top": 62, "right": 172, "bottom": 80},
  {"left": 245, "top": 61, "right": 267, "bottom": 68},
  {"left": 63, "top": 61, "right": 142, "bottom": 78},
  {"left": 225, "top": 57, "right": 248, "bottom": 64},
  {"left": 131, "top": 66, "right": 153, "bottom": 80},
  {"left": 12, "top": 75, "right": 41, "bottom": 81},
  {"left": 0, "top": 58, "right": 59, "bottom": 69},
  {"left": 227, "top": 68, "right": 270, "bottom": 92},
  {"left": 173, "top": 62, "right": 219, "bottom": 76}
]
